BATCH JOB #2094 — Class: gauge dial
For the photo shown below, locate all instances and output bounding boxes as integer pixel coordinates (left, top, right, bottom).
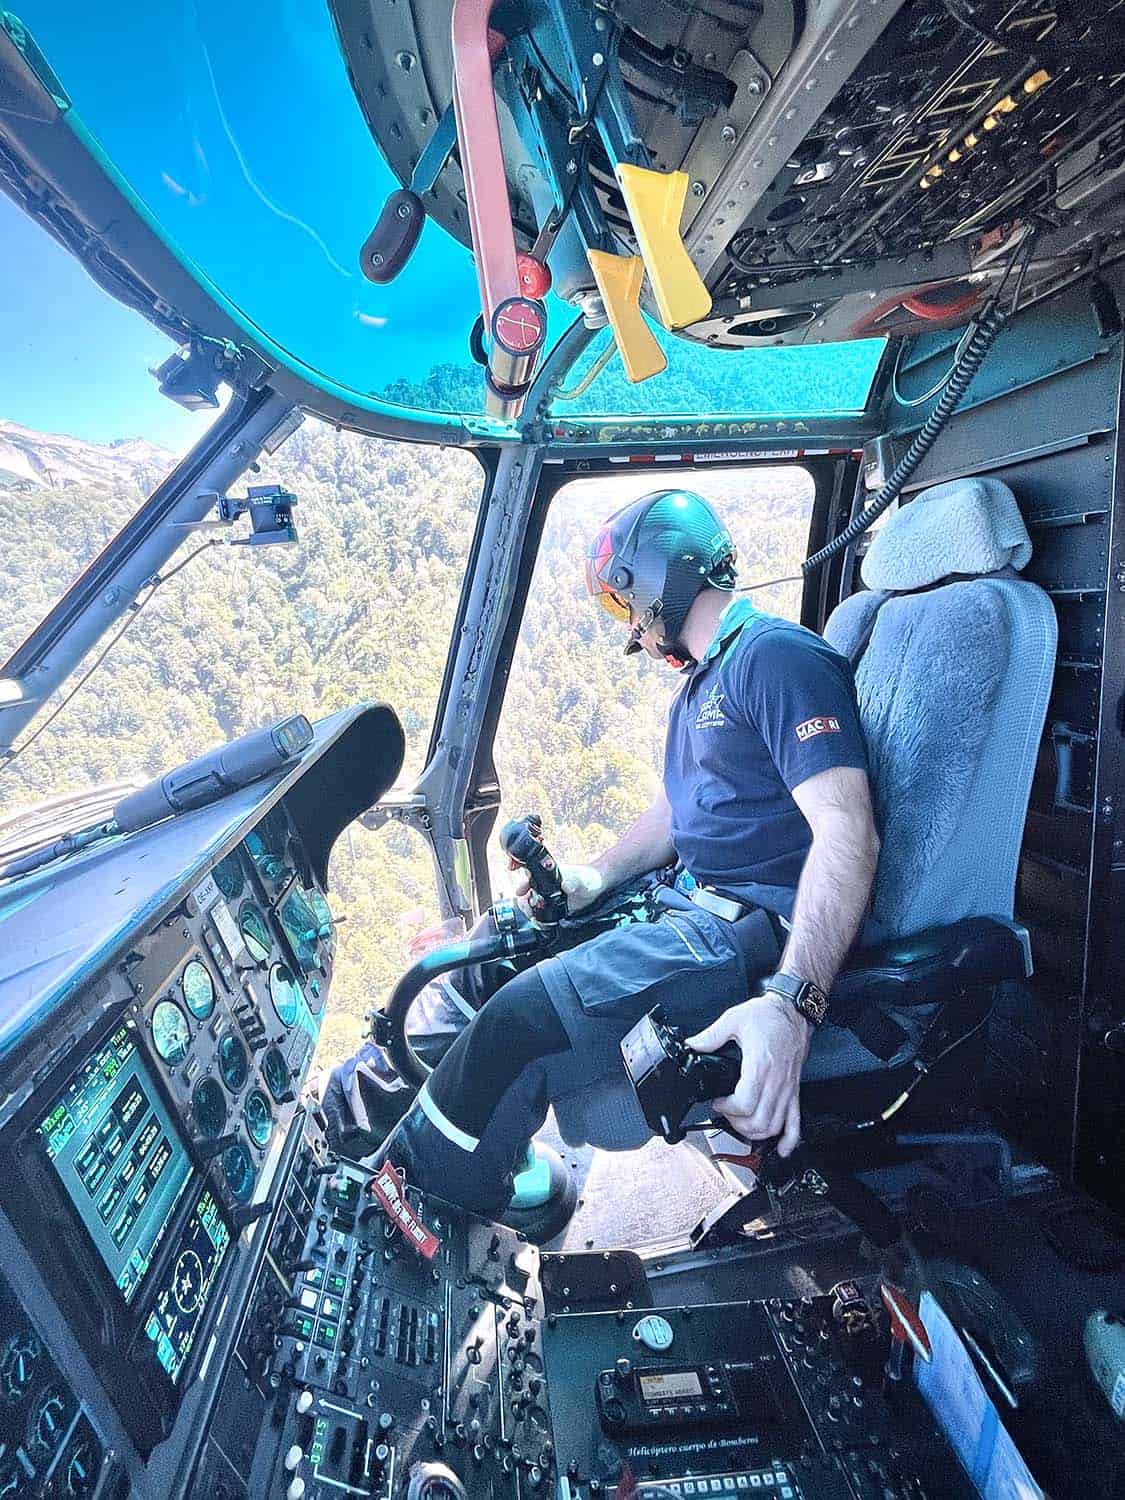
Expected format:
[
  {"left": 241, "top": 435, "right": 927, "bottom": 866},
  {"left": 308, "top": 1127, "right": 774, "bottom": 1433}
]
[
  {"left": 0, "top": 1460, "right": 27, "bottom": 1500},
  {"left": 243, "top": 1089, "right": 273, "bottom": 1149},
  {"left": 261, "top": 1047, "right": 289, "bottom": 1103},
  {"left": 181, "top": 959, "right": 215, "bottom": 1020},
  {"left": 212, "top": 852, "right": 244, "bottom": 901},
  {"left": 246, "top": 807, "right": 289, "bottom": 880},
  {"left": 268, "top": 963, "right": 302, "bottom": 1027},
  {"left": 222, "top": 1143, "right": 256, "bottom": 1203},
  {"left": 52, "top": 1419, "right": 102, "bottom": 1500},
  {"left": 239, "top": 903, "right": 271, "bottom": 964},
  {"left": 1, "top": 1329, "right": 41, "bottom": 1402},
  {"left": 280, "top": 889, "right": 323, "bottom": 971},
  {"left": 27, "top": 1385, "right": 70, "bottom": 1461},
  {"left": 192, "top": 1077, "right": 226, "bottom": 1138},
  {"left": 151, "top": 1000, "right": 190, "bottom": 1066},
  {"left": 59, "top": 1440, "right": 99, "bottom": 1499},
  {"left": 218, "top": 1034, "right": 248, "bottom": 1094}
]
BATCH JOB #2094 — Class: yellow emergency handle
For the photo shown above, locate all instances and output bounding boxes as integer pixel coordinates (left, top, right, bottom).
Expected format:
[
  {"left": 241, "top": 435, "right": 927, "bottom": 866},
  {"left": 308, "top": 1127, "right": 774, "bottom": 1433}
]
[
  {"left": 616, "top": 164, "right": 713, "bottom": 330},
  {"left": 587, "top": 250, "right": 667, "bottom": 383}
]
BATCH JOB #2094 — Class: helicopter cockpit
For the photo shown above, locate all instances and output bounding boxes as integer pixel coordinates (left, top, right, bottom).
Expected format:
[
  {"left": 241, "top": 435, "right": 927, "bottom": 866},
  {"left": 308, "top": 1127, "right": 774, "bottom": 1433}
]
[{"left": 2, "top": 3, "right": 1125, "bottom": 1499}]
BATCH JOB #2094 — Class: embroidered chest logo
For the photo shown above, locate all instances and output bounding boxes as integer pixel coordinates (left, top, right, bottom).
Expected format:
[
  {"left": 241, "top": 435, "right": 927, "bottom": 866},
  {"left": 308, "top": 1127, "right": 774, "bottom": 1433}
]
[
  {"left": 695, "top": 686, "right": 727, "bottom": 730},
  {"left": 795, "top": 715, "right": 841, "bottom": 742}
]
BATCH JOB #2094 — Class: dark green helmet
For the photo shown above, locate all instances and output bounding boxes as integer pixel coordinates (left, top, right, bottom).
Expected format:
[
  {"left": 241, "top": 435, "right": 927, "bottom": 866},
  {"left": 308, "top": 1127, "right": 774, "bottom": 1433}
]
[{"left": 585, "top": 490, "right": 737, "bottom": 657}]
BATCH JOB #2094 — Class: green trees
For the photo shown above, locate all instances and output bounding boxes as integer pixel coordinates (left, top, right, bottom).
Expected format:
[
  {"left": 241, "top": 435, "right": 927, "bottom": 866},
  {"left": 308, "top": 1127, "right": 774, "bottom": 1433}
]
[{"left": 1, "top": 419, "right": 811, "bottom": 1075}]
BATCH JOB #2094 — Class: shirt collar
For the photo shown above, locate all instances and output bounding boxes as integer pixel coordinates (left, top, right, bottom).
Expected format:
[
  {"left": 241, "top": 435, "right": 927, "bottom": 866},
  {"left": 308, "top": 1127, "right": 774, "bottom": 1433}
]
[{"left": 697, "top": 596, "right": 755, "bottom": 668}]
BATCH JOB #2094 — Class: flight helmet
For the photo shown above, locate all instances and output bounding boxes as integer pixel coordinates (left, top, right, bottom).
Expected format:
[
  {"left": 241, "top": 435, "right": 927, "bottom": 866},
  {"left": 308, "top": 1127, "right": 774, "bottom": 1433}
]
[{"left": 585, "top": 490, "right": 737, "bottom": 660}]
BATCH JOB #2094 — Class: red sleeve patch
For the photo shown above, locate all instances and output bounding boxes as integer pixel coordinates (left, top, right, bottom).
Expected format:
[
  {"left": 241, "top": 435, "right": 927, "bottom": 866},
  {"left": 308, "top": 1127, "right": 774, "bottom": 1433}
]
[{"left": 795, "top": 715, "right": 841, "bottom": 743}]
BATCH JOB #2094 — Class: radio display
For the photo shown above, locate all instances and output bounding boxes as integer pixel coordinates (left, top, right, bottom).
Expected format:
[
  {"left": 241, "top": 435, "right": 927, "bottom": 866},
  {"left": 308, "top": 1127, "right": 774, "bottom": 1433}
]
[
  {"left": 144, "top": 1187, "right": 231, "bottom": 1382},
  {"left": 639, "top": 1369, "right": 703, "bottom": 1403},
  {"left": 38, "top": 1026, "right": 192, "bottom": 1305}
]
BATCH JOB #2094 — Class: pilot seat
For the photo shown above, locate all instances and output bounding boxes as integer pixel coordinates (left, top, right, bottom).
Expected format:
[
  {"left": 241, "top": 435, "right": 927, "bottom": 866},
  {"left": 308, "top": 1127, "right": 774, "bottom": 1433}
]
[{"left": 552, "top": 475, "right": 1057, "bottom": 1222}]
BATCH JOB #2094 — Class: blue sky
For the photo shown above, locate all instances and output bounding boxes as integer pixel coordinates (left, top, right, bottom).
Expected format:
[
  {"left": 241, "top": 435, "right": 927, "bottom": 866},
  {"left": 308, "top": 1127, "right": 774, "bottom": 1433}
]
[
  {"left": 0, "top": 194, "right": 219, "bottom": 452},
  {"left": 0, "top": 0, "right": 490, "bottom": 451}
]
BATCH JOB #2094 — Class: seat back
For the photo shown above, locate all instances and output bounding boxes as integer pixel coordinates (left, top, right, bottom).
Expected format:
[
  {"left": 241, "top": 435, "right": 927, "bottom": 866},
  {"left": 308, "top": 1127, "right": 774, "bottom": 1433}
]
[{"left": 823, "top": 478, "right": 1057, "bottom": 942}]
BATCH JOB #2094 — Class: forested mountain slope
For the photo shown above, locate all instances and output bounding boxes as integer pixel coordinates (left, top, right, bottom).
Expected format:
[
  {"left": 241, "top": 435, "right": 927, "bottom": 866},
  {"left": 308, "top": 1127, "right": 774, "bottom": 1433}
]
[{"left": 0, "top": 417, "right": 811, "bottom": 1072}]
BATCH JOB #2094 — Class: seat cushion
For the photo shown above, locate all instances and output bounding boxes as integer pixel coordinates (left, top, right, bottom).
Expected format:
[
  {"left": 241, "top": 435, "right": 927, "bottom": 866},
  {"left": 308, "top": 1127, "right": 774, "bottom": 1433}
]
[{"left": 831, "top": 915, "right": 1030, "bottom": 1009}]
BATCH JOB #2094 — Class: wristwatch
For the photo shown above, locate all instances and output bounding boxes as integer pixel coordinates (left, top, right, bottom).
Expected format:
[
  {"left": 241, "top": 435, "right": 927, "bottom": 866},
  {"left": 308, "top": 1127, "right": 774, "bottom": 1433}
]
[{"left": 764, "top": 971, "right": 829, "bottom": 1028}]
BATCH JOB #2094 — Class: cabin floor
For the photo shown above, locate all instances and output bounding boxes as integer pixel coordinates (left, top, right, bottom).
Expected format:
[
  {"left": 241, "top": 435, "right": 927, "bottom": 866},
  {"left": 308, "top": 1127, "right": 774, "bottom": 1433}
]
[{"left": 535, "top": 1113, "right": 1125, "bottom": 1499}]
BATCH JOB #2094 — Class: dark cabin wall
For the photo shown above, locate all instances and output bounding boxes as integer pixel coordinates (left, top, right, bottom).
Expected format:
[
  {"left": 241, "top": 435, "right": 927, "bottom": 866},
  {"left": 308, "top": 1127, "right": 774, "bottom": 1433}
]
[{"left": 873, "top": 272, "right": 1125, "bottom": 1204}]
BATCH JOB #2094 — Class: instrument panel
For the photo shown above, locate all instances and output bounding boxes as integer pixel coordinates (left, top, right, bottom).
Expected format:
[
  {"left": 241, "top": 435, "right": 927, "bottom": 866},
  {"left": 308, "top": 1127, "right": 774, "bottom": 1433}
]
[
  {"left": 0, "top": 786, "right": 339, "bottom": 1474},
  {"left": 0, "top": 1265, "right": 104, "bottom": 1500},
  {"left": 0, "top": 703, "right": 403, "bottom": 1499}
]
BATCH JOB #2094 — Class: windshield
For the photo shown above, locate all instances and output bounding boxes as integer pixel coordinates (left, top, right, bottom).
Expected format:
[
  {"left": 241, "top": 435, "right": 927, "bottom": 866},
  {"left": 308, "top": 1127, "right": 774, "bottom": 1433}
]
[
  {"left": 5, "top": 0, "right": 531, "bottom": 430},
  {"left": 7, "top": 2, "right": 883, "bottom": 433},
  {"left": 0, "top": 195, "right": 221, "bottom": 665},
  {"left": 553, "top": 327, "right": 885, "bottom": 418}
]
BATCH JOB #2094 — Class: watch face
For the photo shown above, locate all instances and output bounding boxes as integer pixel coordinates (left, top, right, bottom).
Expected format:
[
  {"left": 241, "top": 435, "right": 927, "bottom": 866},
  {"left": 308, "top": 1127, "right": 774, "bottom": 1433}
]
[
  {"left": 798, "top": 986, "right": 829, "bottom": 1024},
  {"left": 768, "top": 973, "right": 828, "bottom": 1025}
]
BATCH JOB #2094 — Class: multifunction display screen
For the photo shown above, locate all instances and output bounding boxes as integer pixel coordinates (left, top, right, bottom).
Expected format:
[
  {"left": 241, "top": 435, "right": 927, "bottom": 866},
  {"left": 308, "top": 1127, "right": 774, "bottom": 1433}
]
[
  {"left": 38, "top": 1026, "right": 192, "bottom": 1304},
  {"left": 639, "top": 1370, "right": 703, "bottom": 1403},
  {"left": 144, "top": 1187, "right": 231, "bottom": 1382}
]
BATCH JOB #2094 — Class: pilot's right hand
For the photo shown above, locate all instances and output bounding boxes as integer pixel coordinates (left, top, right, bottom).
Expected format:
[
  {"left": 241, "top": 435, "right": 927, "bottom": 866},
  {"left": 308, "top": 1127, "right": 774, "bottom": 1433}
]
[{"left": 513, "top": 861, "right": 605, "bottom": 916}]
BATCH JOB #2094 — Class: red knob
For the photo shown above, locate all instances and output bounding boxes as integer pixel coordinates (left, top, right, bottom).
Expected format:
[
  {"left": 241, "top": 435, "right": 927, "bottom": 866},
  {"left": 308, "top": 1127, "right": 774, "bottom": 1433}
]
[{"left": 517, "top": 253, "right": 552, "bottom": 298}]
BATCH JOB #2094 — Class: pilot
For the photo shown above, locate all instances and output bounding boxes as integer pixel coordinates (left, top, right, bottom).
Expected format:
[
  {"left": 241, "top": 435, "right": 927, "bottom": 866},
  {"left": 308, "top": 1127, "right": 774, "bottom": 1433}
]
[{"left": 346, "top": 489, "right": 880, "bottom": 1220}]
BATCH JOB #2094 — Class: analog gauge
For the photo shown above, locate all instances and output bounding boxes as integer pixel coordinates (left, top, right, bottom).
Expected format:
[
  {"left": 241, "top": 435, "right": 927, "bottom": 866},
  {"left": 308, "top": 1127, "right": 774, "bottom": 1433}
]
[
  {"left": 27, "top": 1385, "right": 70, "bottom": 1461},
  {"left": 1, "top": 1329, "right": 41, "bottom": 1402},
  {"left": 0, "top": 1460, "right": 27, "bottom": 1500},
  {"left": 307, "top": 888, "right": 333, "bottom": 936},
  {"left": 222, "top": 1143, "right": 256, "bottom": 1203},
  {"left": 268, "top": 963, "right": 302, "bottom": 1027},
  {"left": 246, "top": 807, "right": 289, "bottom": 880},
  {"left": 280, "top": 889, "right": 322, "bottom": 971},
  {"left": 151, "top": 1000, "right": 190, "bottom": 1067},
  {"left": 181, "top": 959, "right": 215, "bottom": 1020},
  {"left": 239, "top": 903, "right": 271, "bottom": 964},
  {"left": 171, "top": 1250, "right": 205, "bottom": 1315},
  {"left": 218, "top": 1034, "right": 248, "bottom": 1094},
  {"left": 192, "top": 1077, "right": 226, "bottom": 1138},
  {"left": 261, "top": 1047, "right": 289, "bottom": 1103},
  {"left": 212, "top": 852, "right": 244, "bottom": 902},
  {"left": 244, "top": 1089, "right": 273, "bottom": 1149},
  {"left": 58, "top": 1431, "right": 101, "bottom": 1500}
]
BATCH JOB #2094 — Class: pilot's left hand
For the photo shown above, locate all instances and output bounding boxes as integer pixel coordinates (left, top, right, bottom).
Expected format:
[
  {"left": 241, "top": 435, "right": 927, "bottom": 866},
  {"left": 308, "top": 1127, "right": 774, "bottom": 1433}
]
[{"left": 686, "top": 992, "right": 813, "bottom": 1156}]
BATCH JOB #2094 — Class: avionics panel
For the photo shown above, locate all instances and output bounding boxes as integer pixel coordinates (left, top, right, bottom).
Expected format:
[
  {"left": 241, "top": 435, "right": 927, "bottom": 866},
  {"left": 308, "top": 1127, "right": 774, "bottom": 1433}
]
[
  {"left": 142, "top": 1186, "right": 231, "bottom": 1383},
  {"left": 37, "top": 1025, "right": 192, "bottom": 1305},
  {"left": 0, "top": 1264, "right": 107, "bottom": 1497}
]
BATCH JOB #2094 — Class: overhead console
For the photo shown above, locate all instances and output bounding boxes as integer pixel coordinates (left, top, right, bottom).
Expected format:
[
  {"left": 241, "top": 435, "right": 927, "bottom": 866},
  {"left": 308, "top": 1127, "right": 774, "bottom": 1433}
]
[{"left": 0, "top": 702, "right": 404, "bottom": 1493}]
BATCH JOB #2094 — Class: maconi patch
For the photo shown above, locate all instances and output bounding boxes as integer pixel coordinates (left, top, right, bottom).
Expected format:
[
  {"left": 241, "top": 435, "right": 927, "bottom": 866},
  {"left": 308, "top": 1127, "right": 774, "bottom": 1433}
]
[{"left": 795, "top": 715, "right": 841, "bottom": 742}]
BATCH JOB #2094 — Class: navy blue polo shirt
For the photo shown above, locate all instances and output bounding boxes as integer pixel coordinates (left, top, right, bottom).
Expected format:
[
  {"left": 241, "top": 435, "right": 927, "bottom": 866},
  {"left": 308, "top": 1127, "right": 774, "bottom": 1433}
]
[{"left": 663, "top": 598, "right": 869, "bottom": 919}]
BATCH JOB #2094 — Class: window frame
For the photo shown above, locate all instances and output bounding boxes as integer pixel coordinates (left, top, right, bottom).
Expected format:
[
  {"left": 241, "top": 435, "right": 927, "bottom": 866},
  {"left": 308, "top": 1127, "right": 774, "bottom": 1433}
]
[{"left": 434, "top": 451, "right": 861, "bottom": 912}]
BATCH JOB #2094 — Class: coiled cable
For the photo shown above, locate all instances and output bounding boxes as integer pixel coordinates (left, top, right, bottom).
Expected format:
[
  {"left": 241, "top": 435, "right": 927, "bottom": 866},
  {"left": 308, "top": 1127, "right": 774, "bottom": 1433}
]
[{"left": 801, "top": 301, "right": 1008, "bottom": 575}]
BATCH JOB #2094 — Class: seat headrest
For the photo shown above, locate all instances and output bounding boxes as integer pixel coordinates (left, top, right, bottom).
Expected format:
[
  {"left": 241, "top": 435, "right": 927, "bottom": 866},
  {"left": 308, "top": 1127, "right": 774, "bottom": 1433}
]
[{"left": 861, "top": 477, "right": 1032, "bottom": 592}]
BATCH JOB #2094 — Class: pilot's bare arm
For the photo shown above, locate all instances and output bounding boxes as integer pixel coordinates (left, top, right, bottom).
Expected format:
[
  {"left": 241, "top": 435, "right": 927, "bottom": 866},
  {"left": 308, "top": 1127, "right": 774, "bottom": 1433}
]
[
  {"left": 783, "top": 764, "right": 880, "bottom": 993},
  {"left": 687, "top": 766, "right": 879, "bottom": 1155},
  {"left": 513, "top": 787, "right": 674, "bottom": 915},
  {"left": 591, "top": 785, "right": 675, "bottom": 895}
]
